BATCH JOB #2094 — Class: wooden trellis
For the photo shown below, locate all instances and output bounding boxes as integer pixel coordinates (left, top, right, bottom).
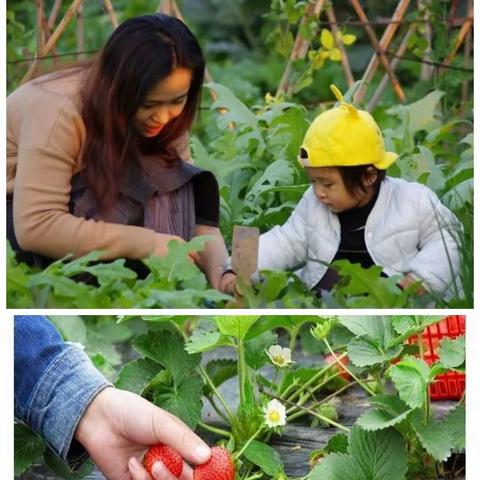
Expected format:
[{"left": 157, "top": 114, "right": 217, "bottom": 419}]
[{"left": 19, "top": 0, "right": 473, "bottom": 110}]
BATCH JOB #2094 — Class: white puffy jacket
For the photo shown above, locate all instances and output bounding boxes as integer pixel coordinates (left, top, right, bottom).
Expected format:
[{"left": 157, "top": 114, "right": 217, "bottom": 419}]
[{"left": 258, "top": 177, "right": 461, "bottom": 295}]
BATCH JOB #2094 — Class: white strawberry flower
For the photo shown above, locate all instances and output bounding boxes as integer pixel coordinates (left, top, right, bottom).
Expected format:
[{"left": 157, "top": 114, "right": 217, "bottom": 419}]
[
  {"left": 264, "top": 399, "right": 287, "bottom": 428},
  {"left": 266, "top": 345, "right": 295, "bottom": 368}
]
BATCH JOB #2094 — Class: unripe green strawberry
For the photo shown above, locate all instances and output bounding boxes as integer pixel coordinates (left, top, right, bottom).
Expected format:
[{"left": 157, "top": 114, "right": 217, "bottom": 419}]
[
  {"left": 193, "top": 446, "right": 235, "bottom": 480},
  {"left": 143, "top": 443, "right": 183, "bottom": 477}
]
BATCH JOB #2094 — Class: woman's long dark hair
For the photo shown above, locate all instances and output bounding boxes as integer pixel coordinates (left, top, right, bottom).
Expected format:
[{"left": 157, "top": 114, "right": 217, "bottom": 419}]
[{"left": 81, "top": 14, "right": 205, "bottom": 207}]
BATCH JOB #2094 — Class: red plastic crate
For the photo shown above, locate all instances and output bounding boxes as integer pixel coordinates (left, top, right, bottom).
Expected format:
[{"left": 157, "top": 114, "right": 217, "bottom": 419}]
[{"left": 407, "top": 315, "right": 465, "bottom": 401}]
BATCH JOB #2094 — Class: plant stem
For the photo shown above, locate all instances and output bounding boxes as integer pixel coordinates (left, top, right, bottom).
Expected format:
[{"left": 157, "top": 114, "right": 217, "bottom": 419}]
[
  {"left": 245, "top": 474, "right": 264, "bottom": 480},
  {"left": 238, "top": 338, "right": 247, "bottom": 405},
  {"left": 198, "top": 420, "right": 231, "bottom": 438},
  {"left": 265, "top": 390, "right": 350, "bottom": 432},
  {"left": 287, "top": 381, "right": 356, "bottom": 422},
  {"left": 199, "top": 366, "right": 235, "bottom": 423},
  {"left": 323, "top": 339, "right": 376, "bottom": 396},
  {"left": 285, "top": 352, "right": 349, "bottom": 403},
  {"left": 234, "top": 426, "right": 263, "bottom": 460},
  {"left": 206, "top": 395, "right": 230, "bottom": 423}
]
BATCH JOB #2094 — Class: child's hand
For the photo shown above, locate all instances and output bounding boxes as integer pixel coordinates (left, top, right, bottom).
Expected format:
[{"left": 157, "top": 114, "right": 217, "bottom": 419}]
[
  {"left": 398, "top": 273, "right": 426, "bottom": 295},
  {"left": 75, "top": 387, "right": 210, "bottom": 480}
]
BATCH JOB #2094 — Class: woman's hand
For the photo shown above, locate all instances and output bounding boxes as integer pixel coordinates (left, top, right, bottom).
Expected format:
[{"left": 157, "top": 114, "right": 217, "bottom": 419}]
[
  {"left": 219, "top": 272, "right": 237, "bottom": 295},
  {"left": 75, "top": 387, "right": 210, "bottom": 480},
  {"left": 153, "top": 233, "right": 200, "bottom": 263}
]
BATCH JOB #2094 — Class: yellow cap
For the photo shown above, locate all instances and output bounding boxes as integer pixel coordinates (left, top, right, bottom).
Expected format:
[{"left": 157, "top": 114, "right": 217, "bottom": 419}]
[{"left": 299, "top": 85, "right": 397, "bottom": 170}]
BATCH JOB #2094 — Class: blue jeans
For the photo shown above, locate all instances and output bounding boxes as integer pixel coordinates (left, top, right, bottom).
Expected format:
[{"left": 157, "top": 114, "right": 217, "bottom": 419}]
[{"left": 14, "top": 315, "right": 111, "bottom": 468}]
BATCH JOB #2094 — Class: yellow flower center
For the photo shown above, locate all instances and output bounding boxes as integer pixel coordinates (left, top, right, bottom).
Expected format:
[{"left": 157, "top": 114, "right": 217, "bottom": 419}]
[
  {"left": 268, "top": 411, "right": 281, "bottom": 424},
  {"left": 273, "top": 355, "right": 285, "bottom": 365}
]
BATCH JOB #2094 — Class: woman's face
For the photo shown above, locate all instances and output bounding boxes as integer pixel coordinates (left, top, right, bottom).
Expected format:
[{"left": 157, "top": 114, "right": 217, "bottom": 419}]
[
  {"left": 306, "top": 167, "right": 376, "bottom": 213},
  {"left": 134, "top": 67, "right": 192, "bottom": 138}
]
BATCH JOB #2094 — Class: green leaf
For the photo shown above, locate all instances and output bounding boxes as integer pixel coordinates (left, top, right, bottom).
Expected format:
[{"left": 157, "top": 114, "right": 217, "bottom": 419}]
[
  {"left": 332, "top": 262, "right": 403, "bottom": 308},
  {"left": 204, "top": 358, "right": 238, "bottom": 393},
  {"left": 14, "top": 423, "right": 46, "bottom": 476},
  {"left": 324, "top": 433, "right": 349, "bottom": 454},
  {"left": 206, "top": 82, "right": 258, "bottom": 129},
  {"left": 410, "top": 411, "right": 454, "bottom": 462},
  {"left": 245, "top": 316, "right": 297, "bottom": 340},
  {"left": 44, "top": 449, "right": 94, "bottom": 479},
  {"left": 114, "top": 358, "right": 161, "bottom": 394},
  {"left": 347, "top": 337, "right": 403, "bottom": 367},
  {"left": 390, "top": 356, "right": 430, "bottom": 409},
  {"left": 387, "top": 90, "right": 445, "bottom": 134},
  {"left": 133, "top": 331, "right": 201, "bottom": 385},
  {"left": 356, "top": 395, "right": 413, "bottom": 431},
  {"left": 185, "top": 330, "right": 232, "bottom": 354},
  {"left": 438, "top": 335, "right": 465, "bottom": 369},
  {"left": 215, "top": 315, "right": 260, "bottom": 340},
  {"left": 310, "top": 453, "right": 367, "bottom": 480},
  {"left": 442, "top": 405, "right": 465, "bottom": 450},
  {"left": 153, "top": 373, "right": 204, "bottom": 429},
  {"left": 245, "top": 330, "right": 277, "bottom": 369},
  {"left": 48, "top": 315, "right": 87, "bottom": 344},
  {"left": 84, "top": 259, "right": 137, "bottom": 287},
  {"left": 349, "top": 426, "right": 407, "bottom": 480},
  {"left": 243, "top": 440, "right": 284, "bottom": 477}
]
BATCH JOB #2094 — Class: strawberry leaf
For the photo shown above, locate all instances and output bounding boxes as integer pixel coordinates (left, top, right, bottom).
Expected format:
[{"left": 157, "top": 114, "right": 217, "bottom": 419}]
[
  {"left": 114, "top": 358, "right": 161, "bottom": 394},
  {"left": 133, "top": 331, "right": 201, "bottom": 385},
  {"left": 153, "top": 373, "right": 204, "bottom": 429},
  {"left": 243, "top": 440, "right": 284, "bottom": 477},
  {"left": 438, "top": 335, "right": 465, "bottom": 370},
  {"left": 389, "top": 356, "right": 430, "bottom": 409},
  {"left": 14, "top": 424, "right": 46, "bottom": 476}
]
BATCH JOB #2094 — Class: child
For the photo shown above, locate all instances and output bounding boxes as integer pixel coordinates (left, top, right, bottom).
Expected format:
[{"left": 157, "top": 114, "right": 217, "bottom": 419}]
[{"left": 257, "top": 85, "right": 461, "bottom": 296}]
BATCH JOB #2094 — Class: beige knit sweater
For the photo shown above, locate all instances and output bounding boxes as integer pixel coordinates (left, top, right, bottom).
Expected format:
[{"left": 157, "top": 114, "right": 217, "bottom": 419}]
[{"left": 7, "top": 70, "right": 190, "bottom": 260}]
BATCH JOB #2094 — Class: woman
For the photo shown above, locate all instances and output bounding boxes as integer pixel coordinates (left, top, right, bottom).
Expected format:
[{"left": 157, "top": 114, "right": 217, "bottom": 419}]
[{"left": 7, "top": 14, "right": 234, "bottom": 292}]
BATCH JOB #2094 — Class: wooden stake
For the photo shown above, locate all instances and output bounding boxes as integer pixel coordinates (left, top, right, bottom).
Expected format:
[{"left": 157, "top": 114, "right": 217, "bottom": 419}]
[
  {"left": 350, "top": 0, "right": 406, "bottom": 103},
  {"left": 353, "top": 0, "right": 410, "bottom": 104},
  {"left": 367, "top": 24, "right": 416, "bottom": 111},
  {"left": 76, "top": 0, "right": 84, "bottom": 60},
  {"left": 325, "top": 3, "right": 354, "bottom": 87},
  {"left": 418, "top": 0, "right": 434, "bottom": 80},
  {"left": 35, "top": 0, "right": 45, "bottom": 63},
  {"left": 231, "top": 226, "right": 259, "bottom": 292},
  {"left": 460, "top": 0, "right": 472, "bottom": 109},
  {"left": 103, "top": 0, "right": 119, "bottom": 29},
  {"left": 276, "top": 0, "right": 326, "bottom": 96},
  {"left": 47, "top": 0, "right": 63, "bottom": 31},
  {"left": 21, "top": 0, "right": 84, "bottom": 84},
  {"left": 439, "top": 3, "right": 473, "bottom": 75}
]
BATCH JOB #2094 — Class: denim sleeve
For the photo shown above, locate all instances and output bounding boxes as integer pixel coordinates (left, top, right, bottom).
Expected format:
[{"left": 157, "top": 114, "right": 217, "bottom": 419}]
[{"left": 14, "top": 315, "right": 112, "bottom": 467}]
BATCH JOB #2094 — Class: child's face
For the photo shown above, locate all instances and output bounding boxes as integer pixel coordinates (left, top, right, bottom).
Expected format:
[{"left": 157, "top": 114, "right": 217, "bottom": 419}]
[{"left": 306, "top": 167, "right": 375, "bottom": 213}]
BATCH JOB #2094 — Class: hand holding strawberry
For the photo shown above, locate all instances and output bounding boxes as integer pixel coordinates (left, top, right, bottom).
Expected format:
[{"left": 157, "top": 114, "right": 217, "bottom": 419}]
[{"left": 74, "top": 387, "right": 210, "bottom": 480}]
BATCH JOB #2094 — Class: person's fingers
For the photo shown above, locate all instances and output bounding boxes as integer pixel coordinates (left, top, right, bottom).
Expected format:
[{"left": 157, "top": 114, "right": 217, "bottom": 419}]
[
  {"left": 148, "top": 408, "right": 210, "bottom": 465},
  {"left": 128, "top": 457, "right": 152, "bottom": 480},
  {"left": 178, "top": 462, "right": 194, "bottom": 480},
  {"left": 151, "top": 461, "right": 179, "bottom": 480}
]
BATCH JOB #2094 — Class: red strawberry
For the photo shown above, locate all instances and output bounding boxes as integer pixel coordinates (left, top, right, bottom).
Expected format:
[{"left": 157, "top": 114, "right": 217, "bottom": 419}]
[
  {"left": 193, "top": 446, "right": 235, "bottom": 480},
  {"left": 324, "top": 353, "right": 351, "bottom": 381},
  {"left": 143, "top": 443, "right": 183, "bottom": 478}
]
